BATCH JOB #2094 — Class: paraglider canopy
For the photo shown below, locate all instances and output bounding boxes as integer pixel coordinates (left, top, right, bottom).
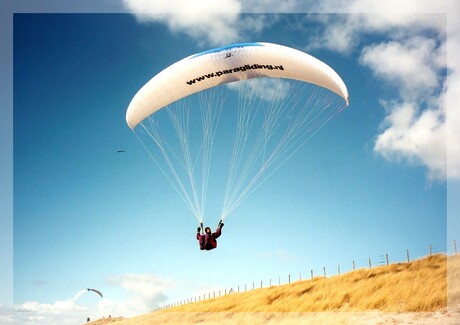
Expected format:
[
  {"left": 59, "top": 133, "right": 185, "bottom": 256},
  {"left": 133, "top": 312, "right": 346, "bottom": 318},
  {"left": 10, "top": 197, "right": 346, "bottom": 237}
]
[
  {"left": 126, "top": 42, "right": 349, "bottom": 129},
  {"left": 126, "top": 42, "right": 349, "bottom": 225},
  {"left": 74, "top": 288, "right": 103, "bottom": 301}
]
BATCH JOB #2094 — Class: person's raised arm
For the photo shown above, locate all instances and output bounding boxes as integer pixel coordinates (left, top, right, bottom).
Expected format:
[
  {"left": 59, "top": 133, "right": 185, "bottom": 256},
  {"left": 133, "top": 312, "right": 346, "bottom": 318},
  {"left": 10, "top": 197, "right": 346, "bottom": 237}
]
[{"left": 214, "top": 226, "right": 222, "bottom": 238}]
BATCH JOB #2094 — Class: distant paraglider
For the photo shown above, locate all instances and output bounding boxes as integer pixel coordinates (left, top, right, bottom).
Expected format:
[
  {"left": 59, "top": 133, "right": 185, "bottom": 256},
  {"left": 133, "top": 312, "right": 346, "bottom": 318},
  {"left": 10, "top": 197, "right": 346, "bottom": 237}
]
[{"left": 74, "top": 288, "right": 103, "bottom": 301}]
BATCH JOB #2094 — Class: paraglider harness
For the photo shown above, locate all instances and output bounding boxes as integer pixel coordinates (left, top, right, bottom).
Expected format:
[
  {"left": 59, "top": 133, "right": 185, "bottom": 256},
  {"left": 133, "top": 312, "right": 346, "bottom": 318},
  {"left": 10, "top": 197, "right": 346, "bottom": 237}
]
[{"left": 198, "top": 220, "right": 223, "bottom": 251}]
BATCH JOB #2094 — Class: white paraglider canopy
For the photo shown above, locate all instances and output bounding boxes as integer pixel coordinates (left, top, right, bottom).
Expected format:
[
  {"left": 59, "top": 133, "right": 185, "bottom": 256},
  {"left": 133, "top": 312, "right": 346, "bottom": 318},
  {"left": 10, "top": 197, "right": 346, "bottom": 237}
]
[
  {"left": 126, "top": 42, "right": 349, "bottom": 224},
  {"left": 126, "top": 42, "right": 348, "bottom": 129},
  {"left": 74, "top": 288, "right": 103, "bottom": 301}
]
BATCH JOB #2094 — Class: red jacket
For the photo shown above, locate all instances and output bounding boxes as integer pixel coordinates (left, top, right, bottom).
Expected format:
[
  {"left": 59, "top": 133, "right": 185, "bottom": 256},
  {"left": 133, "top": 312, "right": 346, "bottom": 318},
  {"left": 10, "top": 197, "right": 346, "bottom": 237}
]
[{"left": 197, "top": 227, "right": 222, "bottom": 250}]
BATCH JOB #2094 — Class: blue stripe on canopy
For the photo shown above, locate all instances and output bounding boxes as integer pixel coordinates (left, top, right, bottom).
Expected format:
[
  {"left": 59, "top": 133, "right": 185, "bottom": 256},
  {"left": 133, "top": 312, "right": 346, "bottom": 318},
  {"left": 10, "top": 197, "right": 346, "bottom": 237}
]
[{"left": 190, "top": 42, "right": 263, "bottom": 59}]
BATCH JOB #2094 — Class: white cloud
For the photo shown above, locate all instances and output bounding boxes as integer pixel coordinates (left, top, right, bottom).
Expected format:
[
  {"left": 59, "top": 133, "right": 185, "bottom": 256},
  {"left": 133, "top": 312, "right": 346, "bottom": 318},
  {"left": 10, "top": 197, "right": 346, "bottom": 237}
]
[
  {"left": 8, "top": 273, "right": 175, "bottom": 324},
  {"left": 120, "top": 0, "right": 282, "bottom": 47},
  {"left": 0, "top": 304, "right": 14, "bottom": 323},
  {"left": 374, "top": 100, "right": 446, "bottom": 181},
  {"left": 240, "top": 0, "right": 303, "bottom": 13},
  {"left": 15, "top": 300, "right": 75, "bottom": 314},
  {"left": 12, "top": 299, "right": 92, "bottom": 325},
  {"left": 121, "top": 0, "right": 242, "bottom": 46},
  {"left": 360, "top": 37, "right": 442, "bottom": 99},
  {"left": 305, "top": 1, "right": 458, "bottom": 181},
  {"left": 105, "top": 273, "right": 171, "bottom": 314},
  {"left": 357, "top": 35, "right": 450, "bottom": 181},
  {"left": 226, "top": 78, "right": 292, "bottom": 103}
]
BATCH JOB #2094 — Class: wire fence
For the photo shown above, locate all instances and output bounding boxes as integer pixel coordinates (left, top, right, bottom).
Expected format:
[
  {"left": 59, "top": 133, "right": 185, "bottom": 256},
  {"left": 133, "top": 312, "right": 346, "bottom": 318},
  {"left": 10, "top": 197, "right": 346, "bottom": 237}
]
[{"left": 157, "top": 239, "right": 457, "bottom": 310}]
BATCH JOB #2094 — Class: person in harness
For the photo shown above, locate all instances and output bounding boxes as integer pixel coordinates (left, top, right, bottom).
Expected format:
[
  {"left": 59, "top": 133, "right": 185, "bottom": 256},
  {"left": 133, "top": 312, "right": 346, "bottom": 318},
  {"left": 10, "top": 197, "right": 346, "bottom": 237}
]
[{"left": 197, "top": 220, "right": 224, "bottom": 251}]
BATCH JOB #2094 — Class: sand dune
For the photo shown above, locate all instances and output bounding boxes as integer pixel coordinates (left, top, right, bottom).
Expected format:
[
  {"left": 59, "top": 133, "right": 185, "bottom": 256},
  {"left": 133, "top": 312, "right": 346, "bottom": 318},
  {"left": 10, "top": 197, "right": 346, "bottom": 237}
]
[{"left": 88, "top": 254, "right": 460, "bottom": 324}]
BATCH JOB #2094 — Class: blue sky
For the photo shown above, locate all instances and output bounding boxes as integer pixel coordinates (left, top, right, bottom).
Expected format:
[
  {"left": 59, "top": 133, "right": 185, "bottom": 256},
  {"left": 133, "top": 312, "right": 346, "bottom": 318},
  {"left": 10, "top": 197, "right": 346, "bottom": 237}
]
[{"left": 1, "top": 1, "right": 460, "bottom": 324}]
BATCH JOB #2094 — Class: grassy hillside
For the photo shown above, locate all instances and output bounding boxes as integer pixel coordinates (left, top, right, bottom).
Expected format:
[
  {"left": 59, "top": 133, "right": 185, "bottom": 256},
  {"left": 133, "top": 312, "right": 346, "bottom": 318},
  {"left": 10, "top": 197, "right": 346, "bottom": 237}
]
[
  {"left": 167, "top": 254, "right": 455, "bottom": 313},
  {"left": 89, "top": 254, "right": 460, "bottom": 324}
]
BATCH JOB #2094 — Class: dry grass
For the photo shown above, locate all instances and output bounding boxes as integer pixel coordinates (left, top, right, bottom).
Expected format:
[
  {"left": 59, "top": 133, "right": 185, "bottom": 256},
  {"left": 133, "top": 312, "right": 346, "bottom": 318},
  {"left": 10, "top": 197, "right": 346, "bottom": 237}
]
[
  {"left": 168, "top": 254, "right": 453, "bottom": 313},
  {"left": 88, "top": 254, "right": 460, "bottom": 325}
]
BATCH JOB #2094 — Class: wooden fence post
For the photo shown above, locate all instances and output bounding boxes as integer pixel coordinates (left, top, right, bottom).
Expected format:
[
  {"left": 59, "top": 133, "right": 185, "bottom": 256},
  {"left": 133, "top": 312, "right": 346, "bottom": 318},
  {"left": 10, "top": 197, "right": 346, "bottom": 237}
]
[
  {"left": 323, "top": 267, "right": 326, "bottom": 278},
  {"left": 288, "top": 274, "right": 291, "bottom": 284},
  {"left": 429, "top": 244, "right": 432, "bottom": 256},
  {"left": 369, "top": 257, "right": 372, "bottom": 269},
  {"left": 386, "top": 254, "right": 389, "bottom": 265},
  {"left": 311, "top": 269, "right": 313, "bottom": 279},
  {"left": 406, "top": 249, "right": 410, "bottom": 262},
  {"left": 353, "top": 260, "right": 355, "bottom": 271},
  {"left": 454, "top": 240, "right": 457, "bottom": 254},
  {"left": 338, "top": 264, "right": 341, "bottom": 275}
]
